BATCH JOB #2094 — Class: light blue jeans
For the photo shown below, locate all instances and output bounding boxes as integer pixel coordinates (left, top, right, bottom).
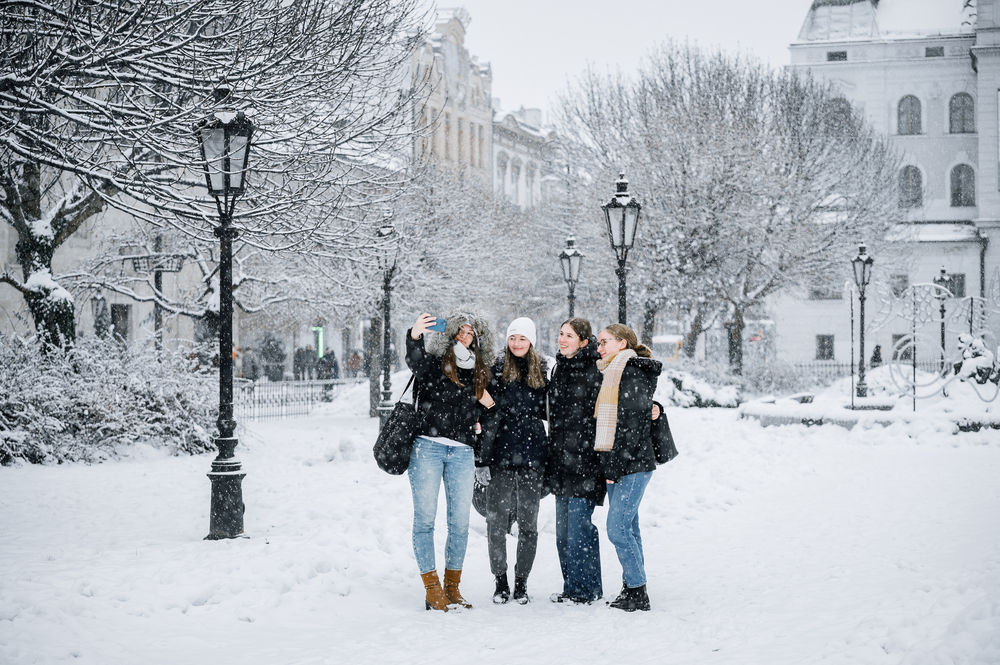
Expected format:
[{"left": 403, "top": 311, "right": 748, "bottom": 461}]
[
  {"left": 408, "top": 436, "right": 475, "bottom": 573},
  {"left": 605, "top": 471, "right": 653, "bottom": 588}
]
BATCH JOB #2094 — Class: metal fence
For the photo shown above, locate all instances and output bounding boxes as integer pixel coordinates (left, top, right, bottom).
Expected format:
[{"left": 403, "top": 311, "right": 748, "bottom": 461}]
[
  {"left": 234, "top": 377, "right": 366, "bottom": 421},
  {"left": 790, "top": 360, "right": 943, "bottom": 381}
]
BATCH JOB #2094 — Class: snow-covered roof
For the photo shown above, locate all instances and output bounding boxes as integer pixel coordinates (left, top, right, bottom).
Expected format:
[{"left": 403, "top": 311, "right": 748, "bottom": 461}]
[{"left": 797, "top": 0, "right": 976, "bottom": 43}]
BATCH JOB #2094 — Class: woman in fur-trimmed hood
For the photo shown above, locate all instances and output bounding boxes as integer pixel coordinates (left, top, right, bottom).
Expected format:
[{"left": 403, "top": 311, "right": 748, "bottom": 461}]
[{"left": 404, "top": 309, "right": 498, "bottom": 612}]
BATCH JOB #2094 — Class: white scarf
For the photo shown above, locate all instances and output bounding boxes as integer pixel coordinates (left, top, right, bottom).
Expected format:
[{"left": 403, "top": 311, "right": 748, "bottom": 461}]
[
  {"left": 593, "top": 349, "right": 637, "bottom": 452},
  {"left": 453, "top": 342, "right": 475, "bottom": 369}
]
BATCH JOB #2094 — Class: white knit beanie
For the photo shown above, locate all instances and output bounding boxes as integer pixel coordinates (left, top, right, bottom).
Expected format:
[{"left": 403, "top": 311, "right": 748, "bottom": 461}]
[{"left": 506, "top": 317, "right": 536, "bottom": 348}]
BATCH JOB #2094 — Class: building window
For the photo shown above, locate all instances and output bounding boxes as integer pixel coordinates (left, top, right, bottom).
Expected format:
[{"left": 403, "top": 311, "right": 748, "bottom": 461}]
[
  {"left": 925, "top": 46, "right": 945, "bottom": 58},
  {"left": 470, "top": 124, "right": 476, "bottom": 166},
  {"left": 478, "top": 126, "right": 484, "bottom": 168},
  {"left": 892, "top": 334, "right": 912, "bottom": 361},
  {"left": 891, "top": 274, "right": 909, "bottom": 297},
  {"left": 444, "top": 113, "right": 451, "bottom": 161},
  {"left": 951, "top": 164, "right": 975, "bottom": 207},
  {"left": 949, "top": 93, "right": 975, "bottom": 133},
  {"left": 110, "top": 304, "right": 131, "bottom": 344},
  {"left": 899, "top": 166, "right": 922, "bottom": 208},
  {"left": 945, "top": 273, "right": 966, "bottom": 298},
  {"left": 808, "top": 282, "right": 843, "bottom": 300},
  {"left": 826, "top": 51, "right": 847, "bottom": 62},
  {"left": 898, "top": 95, "right": 921, "bottom": 135},
  {"left": 457, "top": 119, "right": 463, "bottom": 163},
  {"left": 815, "top": 335, "right": 834, "bottom": 360}
]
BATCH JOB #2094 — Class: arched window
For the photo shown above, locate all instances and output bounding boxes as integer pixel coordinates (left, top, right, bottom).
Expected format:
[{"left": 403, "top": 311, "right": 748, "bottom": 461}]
[
  {"left": 951, "top": 164, "right": 975, "bottom": 207},
  {"left": 899, "top": 166, "right": 922, "bottom": 208},
  {"left": 898, "top": 95, "right": 921, "bottom": 135},
  {"left": 949, "top": 93, "right": 975, "bottom": 133}
]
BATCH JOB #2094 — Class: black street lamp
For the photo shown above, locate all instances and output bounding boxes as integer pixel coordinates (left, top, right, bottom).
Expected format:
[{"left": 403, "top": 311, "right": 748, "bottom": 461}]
[
  {"left": 851, "top": 243, "right": 874, "bottom": 398},
  {"left": 932, "top": 266, "right": 951, "bottom": 369},
  {"left": 376, "top": 221, "right": 399, "bottom": 429},
  {"left": 559, "top": 236, "right": 584, "bottom": 318},
  {"left": 194, "top": 96, "right": 253, "bottom": 540},
  {"left": 601, "top": 172, "right": 641, "bottom": 325}
]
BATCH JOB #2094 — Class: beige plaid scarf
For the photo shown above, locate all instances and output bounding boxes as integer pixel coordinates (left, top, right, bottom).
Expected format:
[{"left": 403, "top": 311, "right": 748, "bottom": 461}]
[{"left": 593, "top": 349, "right": 636, "bottom": 452}]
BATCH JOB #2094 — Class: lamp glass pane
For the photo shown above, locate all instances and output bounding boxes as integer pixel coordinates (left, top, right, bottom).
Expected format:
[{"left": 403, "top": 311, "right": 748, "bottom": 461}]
[
  {"left": 560, "top": 254, "right": 571, "bottom": 282},
  {"left": 569, "top": 253, "right": 582, "bottom": 281},
  {"left": 852, "top": 257, "right": 864, "bottom": 288},
  {"left": 623, "top": 204, "right": 639, "bottom": 247},
  {"left": 228, "top": 134, "right": 249, "bottom": 191},
  {"left": 605, "top": 204, "right": 624, "bottom": 248},
  {"left": 201, "top": 127, "right": 226, "bottom": 193}
]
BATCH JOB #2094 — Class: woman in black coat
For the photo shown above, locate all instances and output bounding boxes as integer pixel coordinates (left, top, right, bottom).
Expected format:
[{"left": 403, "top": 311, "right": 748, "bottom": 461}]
[
  {"left": 405, "top": 310, "right": 496, "bottom": 612},
  {"left": 594, "top": 323, "right": 664, "bottom": 612},
  {"left": 477, "top": 317, "right": 548, "bottom": 605},
  {"left": 546, "top": 317, "right": 605, "bottom": 604}
]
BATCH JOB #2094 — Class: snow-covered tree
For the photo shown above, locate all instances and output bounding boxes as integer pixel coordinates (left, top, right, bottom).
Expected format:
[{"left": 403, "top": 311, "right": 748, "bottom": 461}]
[
  {"left": 555, "top": 43, "right": 902, "bottom": 371},
  {"left": 0, "top": 0, "right": 425, "bottom": 350}
]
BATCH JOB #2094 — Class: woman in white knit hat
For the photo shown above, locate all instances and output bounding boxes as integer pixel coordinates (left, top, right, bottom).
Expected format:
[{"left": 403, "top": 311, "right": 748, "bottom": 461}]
[{"left": 477, "top": 316, "right": 549, "bottom": 604}]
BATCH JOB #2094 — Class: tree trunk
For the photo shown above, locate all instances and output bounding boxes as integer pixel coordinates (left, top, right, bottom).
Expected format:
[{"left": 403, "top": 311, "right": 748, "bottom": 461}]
[
  {"left": 684, "top": 310, "right": 704, "bottom": 359},
  {"left": 368, "top": 317, "right": 383, "bottom": 418},
  {"left": 641, "top": 304, "right": 658, "bottom": 346},
  {"left": 725, "top": 308, "right": 746, "bottom": 376}
]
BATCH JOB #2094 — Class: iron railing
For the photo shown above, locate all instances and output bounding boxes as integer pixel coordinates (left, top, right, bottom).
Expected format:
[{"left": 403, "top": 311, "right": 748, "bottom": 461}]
[
  {"left": 790, "top": 360, "right": 942, "bottom": 380},
  {"left": 234, "top": 377, "right": 366, "bottom": 421}
]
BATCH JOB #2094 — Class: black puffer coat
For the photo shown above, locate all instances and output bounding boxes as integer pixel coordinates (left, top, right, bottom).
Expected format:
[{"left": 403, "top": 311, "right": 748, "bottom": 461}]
[
  {"left": 405, "top": 331, "right": 485, "bottom": 447},
  {"left": 546, "top": 340, "right": 606, "bottom": 505},
  {"left": 478, "top": 355, "right": 548, "bottom": 471},
  {"left": 598, "top": 355, "right": 662, "bottom": 482}
]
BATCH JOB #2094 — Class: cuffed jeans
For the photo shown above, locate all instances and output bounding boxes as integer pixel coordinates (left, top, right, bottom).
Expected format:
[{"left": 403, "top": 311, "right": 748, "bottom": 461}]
[
  {"left": 486, "top": 467, "right": 543, "bottom": 580},
  {"left": 605, "top": 471, "right": 653, "bottom": 588},
  {"left": 555, "top": 496, "right": 603, "bottom": 601},
  {"left": 408, "top": 436, "right": 475, "bottom": 574}
]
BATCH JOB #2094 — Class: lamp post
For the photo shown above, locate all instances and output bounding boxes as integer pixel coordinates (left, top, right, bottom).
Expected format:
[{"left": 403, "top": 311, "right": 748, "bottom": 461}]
[
  {"left": 559, "top": 236, "right": 584, "bottom": 318},
  {"left": 851, "top": 243, "right": 874, "bottom": 398},
  {"left": 601, "top": 172, "right": 642, "bottom": 325},
  {"left": 194, "top": 94, "right": 253, "bottom": 540},
  {"left": 376, "top": 221, "right": 399, "bottom": 429},
  {"left": 932, "top": 266, "right": 951, "bottom": 370}
]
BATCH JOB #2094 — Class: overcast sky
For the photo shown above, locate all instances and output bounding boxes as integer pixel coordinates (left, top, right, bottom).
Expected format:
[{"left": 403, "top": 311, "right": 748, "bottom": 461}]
[{"left": 429, "top": 0, "right": 811, "bottom": 119}]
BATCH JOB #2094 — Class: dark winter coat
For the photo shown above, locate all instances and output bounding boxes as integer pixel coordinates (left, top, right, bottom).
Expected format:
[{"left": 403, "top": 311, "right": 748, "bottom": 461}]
[
  {"left": 598, "top": 355, "right": 662, "bottom": 482},
  {"left": 405, "top": 331, "right": 485, "bottom": 447},
  {"left": 546, "top": 340, "right": 606, "bottom": 505},
  {"left": 478, "top": 354, "right": 548, "bottom": 471}
]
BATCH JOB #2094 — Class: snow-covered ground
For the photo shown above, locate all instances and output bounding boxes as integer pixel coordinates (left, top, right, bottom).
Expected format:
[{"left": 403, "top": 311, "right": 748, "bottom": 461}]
[{"left": 2, "top": 373, "right": 999, "bottom": 664}]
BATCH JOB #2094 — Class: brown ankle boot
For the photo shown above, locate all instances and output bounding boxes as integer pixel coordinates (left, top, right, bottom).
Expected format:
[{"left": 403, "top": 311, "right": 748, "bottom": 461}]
[
  {"left": 420, "top": 571, "right": 450, "bottom": 612},
  {"left": 443, "top": 569, "right": 472, "bottom": 609}
]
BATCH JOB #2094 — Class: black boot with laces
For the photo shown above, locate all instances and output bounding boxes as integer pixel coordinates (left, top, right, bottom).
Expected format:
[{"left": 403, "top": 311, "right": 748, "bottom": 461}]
[
  {"left": 608, "top": 584, "right": 650, "bottom": 612},
  {"left": 512, "top": 576, "right": 529, "bottom": 604}
]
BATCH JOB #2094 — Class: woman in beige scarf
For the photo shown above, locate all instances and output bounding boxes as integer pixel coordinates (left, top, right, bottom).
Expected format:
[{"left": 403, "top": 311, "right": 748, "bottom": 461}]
[{"left": 594, "top": 323, "right": 662, "bottom": 612}]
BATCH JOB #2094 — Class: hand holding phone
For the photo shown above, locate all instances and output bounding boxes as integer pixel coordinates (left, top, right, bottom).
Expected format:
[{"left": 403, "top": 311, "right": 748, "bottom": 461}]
[{"left": 411, "top": 313, "right": 436, "bottom": 339}]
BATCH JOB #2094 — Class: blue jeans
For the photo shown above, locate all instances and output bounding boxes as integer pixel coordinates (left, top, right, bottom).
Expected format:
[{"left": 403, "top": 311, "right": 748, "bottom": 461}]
[
  {"left": 555, "top": 496, "right": 603, "bottom": 600},
  {"left": 408, "top": 437, "right": 475, "bottom": 573},
  {"left": 605, "top": 471, "right": 653, "bottom": 588}
]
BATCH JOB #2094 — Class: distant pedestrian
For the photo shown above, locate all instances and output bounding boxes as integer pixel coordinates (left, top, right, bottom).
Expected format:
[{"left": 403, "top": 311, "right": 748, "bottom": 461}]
[
  {"left": 870, "top": 345, "right": 883, "bottom": 368},
  {"left": 304, "top": 345, "right": 317, "bottom": 380},
  {"left": 346, "top": 351, "right": 361, "bottom": 378},
  {"left": 293, "top": 346, "right": 306, "bottom": 381},
  {"left": 241, "top": 347, "right": 261, "bottom": 381}
]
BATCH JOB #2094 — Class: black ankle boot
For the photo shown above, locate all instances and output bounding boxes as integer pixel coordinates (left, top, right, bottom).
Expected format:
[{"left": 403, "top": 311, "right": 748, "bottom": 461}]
[
  {"left": 608, "top": 584, "right": 650, "bottom": 612},
  {"left": 492, "top": 574, "right": 510, "bottom": 604},
  {"left": 513, "top": 576, "right": 529, "bottom": 604}
]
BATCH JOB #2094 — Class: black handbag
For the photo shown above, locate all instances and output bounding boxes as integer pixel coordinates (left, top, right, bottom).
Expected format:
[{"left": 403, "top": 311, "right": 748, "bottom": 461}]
[
  {"left": 651, "top": 400, "right": 679, "bottom": 464},
  {"left": 373, "top": 375, "right": 421, "bottom": 475}
]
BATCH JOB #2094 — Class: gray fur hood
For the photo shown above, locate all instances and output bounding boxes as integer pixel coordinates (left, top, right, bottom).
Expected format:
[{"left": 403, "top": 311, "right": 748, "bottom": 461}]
[{"left": 424, "top": 308, "right": 497, "bottom": 364}]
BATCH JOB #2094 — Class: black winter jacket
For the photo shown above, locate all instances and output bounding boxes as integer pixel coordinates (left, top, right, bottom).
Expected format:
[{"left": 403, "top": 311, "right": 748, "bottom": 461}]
[
  {"left": 405, "top": 331, "right": 485, "bottom": 447},
  {"left": 546, "top": 341, "right": 606, "bottom": 504},
  {"left": 478, "top": 355, "right": 548, "bottom": 470},
  {"left": 598, "top": 355, "right": 662, "bottom": 482}
]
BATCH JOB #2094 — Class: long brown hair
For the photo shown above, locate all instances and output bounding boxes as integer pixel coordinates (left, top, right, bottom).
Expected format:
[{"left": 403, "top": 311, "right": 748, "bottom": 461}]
[
  {"left": 602, "top": 323, "right": 652, "bottom": 358},
  {"left": 441, "top": 334, "right": 491, "bottom": 399},
  {"left": 502, "top": 344, "right": 546, "bottom": 389}
]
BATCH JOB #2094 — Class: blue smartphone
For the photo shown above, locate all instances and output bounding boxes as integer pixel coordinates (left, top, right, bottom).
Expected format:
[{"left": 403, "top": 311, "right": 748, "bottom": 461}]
[{"left": 428, "top": 318, "right": 447, "bottom": 332}]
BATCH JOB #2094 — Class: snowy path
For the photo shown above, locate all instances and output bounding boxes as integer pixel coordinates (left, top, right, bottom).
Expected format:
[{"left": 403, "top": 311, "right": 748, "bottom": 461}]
[{"left": 2, "top": 404, "right": 999, "bottom": 664}]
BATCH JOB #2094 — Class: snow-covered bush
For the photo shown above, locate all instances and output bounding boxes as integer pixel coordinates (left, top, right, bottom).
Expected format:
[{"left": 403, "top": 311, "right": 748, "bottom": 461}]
[
  {"left": 653, "top": 359, "right": 743, "bottom": 408},
  {"left": 0, "top": 335, "right": 216, "bottom": 465}
]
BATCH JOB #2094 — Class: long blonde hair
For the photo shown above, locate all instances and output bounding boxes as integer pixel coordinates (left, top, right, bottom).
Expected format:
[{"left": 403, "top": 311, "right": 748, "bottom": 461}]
[{"left": 602, "top": 323, "right": 652, "bottom": 358}]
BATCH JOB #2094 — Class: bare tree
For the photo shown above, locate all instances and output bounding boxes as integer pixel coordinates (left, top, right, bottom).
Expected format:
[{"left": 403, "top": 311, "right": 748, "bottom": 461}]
[
  {"left": 555, "top": 43, "right": 902, "bottom": 371},
  {"left": 0, "top": 0, "right": 425, "bottom": 349}
]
